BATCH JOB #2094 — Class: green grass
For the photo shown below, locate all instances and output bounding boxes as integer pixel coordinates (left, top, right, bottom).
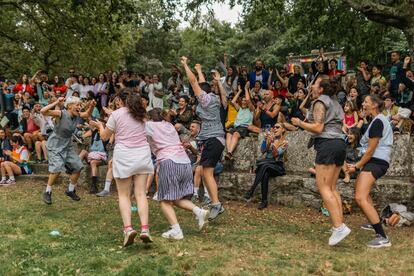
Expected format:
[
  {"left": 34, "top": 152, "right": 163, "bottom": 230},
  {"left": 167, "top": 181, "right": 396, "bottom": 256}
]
[{"left": 1, "top": 182, "right": 413, "bottom": 275}]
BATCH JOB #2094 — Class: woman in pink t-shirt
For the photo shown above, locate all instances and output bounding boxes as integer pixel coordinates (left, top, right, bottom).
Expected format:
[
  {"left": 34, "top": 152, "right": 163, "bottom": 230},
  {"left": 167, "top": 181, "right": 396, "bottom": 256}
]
[
  {"left": 90, "top": 89, "right": 154, "bottom": 247},
  {"left": 146, "top": 108, "right": 209, "bottom": 240}
]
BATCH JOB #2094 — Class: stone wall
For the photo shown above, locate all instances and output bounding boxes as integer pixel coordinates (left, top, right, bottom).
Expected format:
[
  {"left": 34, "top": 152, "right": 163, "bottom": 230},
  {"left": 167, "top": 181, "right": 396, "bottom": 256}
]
[{"left": 219, "top": 131, "right": 414, "bottom": 209}]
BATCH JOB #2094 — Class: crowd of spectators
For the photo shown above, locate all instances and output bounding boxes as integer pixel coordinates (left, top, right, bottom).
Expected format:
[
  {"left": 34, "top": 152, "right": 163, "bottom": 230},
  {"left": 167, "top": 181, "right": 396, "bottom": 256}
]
[{"left": 0, "top": 50, "right": 413, "bottom": 189}]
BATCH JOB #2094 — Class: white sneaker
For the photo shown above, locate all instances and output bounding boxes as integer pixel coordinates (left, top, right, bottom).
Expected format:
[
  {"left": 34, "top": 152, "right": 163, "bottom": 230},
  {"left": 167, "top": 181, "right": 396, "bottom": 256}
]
[
  {"left": 0, "top": 179, "right": 7, "bottom": 185},
  {"left": 161, "top": 228, "right": 184, "bottom": 240},
  {"left": 196, "top": 209, "right": 209, "bottom": 230},
  {"left": 152, "top": 192, "right": 158, "bottom": 201},
  {"left": 328, "top": 224, "right": 351, "bottom": 246}
]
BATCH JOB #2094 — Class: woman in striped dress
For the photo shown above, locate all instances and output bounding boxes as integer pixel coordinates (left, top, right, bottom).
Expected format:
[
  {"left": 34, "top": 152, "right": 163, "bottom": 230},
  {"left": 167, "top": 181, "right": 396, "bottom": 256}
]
[{"left": 146, "top": 108, "right": 209, "bottom": 240}]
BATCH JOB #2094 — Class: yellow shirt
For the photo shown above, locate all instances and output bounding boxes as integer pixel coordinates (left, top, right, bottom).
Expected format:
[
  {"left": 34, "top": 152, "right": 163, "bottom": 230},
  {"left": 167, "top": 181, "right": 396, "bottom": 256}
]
[{"left": 225, "top": 103, "right": 238, "bottom": 128}]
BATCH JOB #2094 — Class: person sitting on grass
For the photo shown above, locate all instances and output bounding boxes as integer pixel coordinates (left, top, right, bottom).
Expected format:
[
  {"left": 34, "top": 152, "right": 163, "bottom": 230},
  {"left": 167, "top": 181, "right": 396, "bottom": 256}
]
[
  {"left": 0, "top": 136, "right": 31, "bottom": 185},
  {"left": 244, "top": 123, "right": 288, "bottom": 209},
  {"left": 225, "top": 85, "right": 255, "bottom": 161}
]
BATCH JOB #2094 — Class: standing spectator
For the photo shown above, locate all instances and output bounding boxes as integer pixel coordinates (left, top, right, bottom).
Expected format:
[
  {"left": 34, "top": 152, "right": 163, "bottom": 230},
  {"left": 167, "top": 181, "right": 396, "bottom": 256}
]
[
  {"left": 66, "top": 75, "right": 80, "bottom": 99},
  {"left": 147, "top": 74, "right": 164, "bottom": 109},
  {"left": 108, "top": 72, "right": 120, "bottom": 99},
  {"left": 370, "top": 64, "right": 386, "bottom": 86},
  {"left": 356, "top": 60, "right": 371, "bottom": 97},
  {"left": 389, "top": 51, "right": 405, "bottom": 99},
  {"left": 288, "top": 65, "right": 305, "bottom": 93},
  {"left": 79, "top": 76, "right": 94, "bottom": 99},
  {"left": 167, "top": 65, "right": 183, "bottom": 93},
  {"left": 328, "top": 59, "right": 345, "bottom": 77},
  {"left": 94, "top": 73, "right": 108, "bottom": 109},
  {"left": 65, "top": 68, "right": 76, "bottom": 87},
  {"left": 249, "top": 59, "right": 269, "bottom": 89},
  {"left": 53, "top": 76, "right": 67, "bottom": 96},
  {"left": 12, "top": 74, "right": 35, "bottom": 96}
]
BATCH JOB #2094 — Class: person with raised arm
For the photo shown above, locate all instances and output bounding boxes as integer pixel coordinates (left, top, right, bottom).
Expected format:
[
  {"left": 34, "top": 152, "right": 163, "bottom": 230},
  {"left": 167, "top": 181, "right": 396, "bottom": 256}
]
[
  {"left": 41, "top": 96, "right": 95, "bottom": 205},
  {"left": 180, "top": 56, "right": 225, "bottom": 221}
]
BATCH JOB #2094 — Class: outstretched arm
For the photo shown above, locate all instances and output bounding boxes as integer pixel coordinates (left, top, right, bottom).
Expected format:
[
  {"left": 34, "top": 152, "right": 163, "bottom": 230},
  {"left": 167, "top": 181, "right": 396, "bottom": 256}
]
[
  {"left": 214, "top": 71, "right": 228, "bottom": 109},
  {"left": 80, "top": 100, "right": 96, "bottom": 119},
  {"left": 40, "top": 97, "right": 64, "bottom": 118},
  {"left": 181, "top": 57, "right": 202, "bottom": 97}
]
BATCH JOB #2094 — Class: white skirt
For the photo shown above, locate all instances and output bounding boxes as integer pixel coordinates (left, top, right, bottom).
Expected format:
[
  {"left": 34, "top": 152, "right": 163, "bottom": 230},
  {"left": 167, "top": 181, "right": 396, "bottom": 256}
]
[{"left": 112, "top": 144, "right": 154, "bottom": 179}]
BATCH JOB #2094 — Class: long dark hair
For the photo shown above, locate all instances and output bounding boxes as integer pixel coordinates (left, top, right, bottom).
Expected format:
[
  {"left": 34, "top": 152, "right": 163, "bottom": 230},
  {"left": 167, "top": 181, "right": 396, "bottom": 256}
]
[{"left": 118, "top": 88, "right": 146, "bottom": 122}]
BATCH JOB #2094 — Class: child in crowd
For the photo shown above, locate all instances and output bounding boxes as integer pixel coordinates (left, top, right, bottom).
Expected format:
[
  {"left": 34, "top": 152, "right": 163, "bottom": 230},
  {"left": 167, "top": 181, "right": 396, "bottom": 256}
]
[
  {"left": 342, "top": 127, "right": 361, "bottom": 183},
  {"left": 342, "top": 100, "right": 359, "bottom": 133},
  {"left": 0, "top": 136, "right": 31, "bottom": 185}
]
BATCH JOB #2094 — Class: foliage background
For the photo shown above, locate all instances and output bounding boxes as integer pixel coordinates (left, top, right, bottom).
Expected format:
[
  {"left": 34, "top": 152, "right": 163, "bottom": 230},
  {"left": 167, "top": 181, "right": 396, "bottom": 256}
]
[{"left": 0, "top": 0, "right": 409, "bottom": 79}]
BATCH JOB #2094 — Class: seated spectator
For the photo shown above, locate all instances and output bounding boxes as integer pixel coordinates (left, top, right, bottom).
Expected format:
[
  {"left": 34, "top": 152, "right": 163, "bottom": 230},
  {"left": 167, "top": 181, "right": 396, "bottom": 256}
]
[
  {"left": 397, "top": 83, "right": 413, "bottom": 109},
  {"left": 0, "top": 129, "right": 12, "bottom": 163},
  {"left": 342, "top": 127, "right": 360, "bottom": 184},
  {"left": 252, "top": 90, "right": 281, "bottom": 132},
  {"left": 170, "top": 96, "right": 193, "bottom": 130},
  {"left": 290, "top": 88, "right": 309, "bottom": 121},
  {"left": 79, "top": 76, "right": 94, "bottom": 99},
  {"left": 342, "top": 100, "right": 359, "bottom": 133},
  {"left": 271, "top": 79, "right": 288, "bottom": 98},
  {"left": 0, "top": 136, "right": 31, "bottom": 185},
  {"left": 348, "top": 87, "right": 362, "bottom": 109},
  {"left": 250, "top": 80, "right": 265, "bottom": 100},
  {"left": 370, "top": 64, "right": 386, "bottom": 85},
  {"left": 20, "top": 106, "right": 42, "bottom": 152},
  {"left": 244, "top": 123, "right": 288, "bottom": 209},
  {"left": 225, "top": 86, "right": 255, "bottom": 161},
  {"left": 87, "top": 124, "right": 109, "bottom": 194},
  {"left": 225, "top": 93, "right": 238, "bottom": 129},
  {"left": 383, "top": 96, "right": 411, "bottom": 133}
]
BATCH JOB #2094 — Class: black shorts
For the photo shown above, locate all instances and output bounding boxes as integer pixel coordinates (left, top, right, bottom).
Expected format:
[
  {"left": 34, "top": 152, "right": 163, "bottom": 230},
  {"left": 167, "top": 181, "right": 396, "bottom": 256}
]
[
  {"left": 198, "top": 137, "right": 225, "bottom": 168},
  {"left": 227, "top": 126, "right": 250, "bottom": 138},
  {"left": 362, "top": 158, "right": 389, "bottom": 180},
  {"left": 314, "top": 138, "right": 346, "bottom": 166}
]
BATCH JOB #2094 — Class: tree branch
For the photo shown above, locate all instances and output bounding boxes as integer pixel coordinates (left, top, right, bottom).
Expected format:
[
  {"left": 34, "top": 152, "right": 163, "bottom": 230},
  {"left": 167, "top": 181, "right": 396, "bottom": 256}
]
[{"left": 343, "top": 0, "right": 409, "bottom": 28}]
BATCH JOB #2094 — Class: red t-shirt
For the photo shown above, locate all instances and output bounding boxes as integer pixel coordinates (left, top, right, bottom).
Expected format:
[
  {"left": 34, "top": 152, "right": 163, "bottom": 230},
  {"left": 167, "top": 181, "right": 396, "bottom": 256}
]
[
  {"left": 328, "top": 69, "right": 344, "bottom": 77},
  {"left": 272, "top": 88, "right": 288, "bottom": 98},
  {"left": 54, "top": 85, "right": 68, "bottom": 95},
  {"left": 12, "top": 84, "right": 35, "bottom": 96}
]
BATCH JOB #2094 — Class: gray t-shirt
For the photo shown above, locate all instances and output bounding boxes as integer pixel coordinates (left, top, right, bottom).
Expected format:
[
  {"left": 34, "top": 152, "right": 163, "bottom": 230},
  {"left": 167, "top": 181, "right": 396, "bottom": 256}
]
[{"left": 195, "top": 91, "right": 225, "bottom": 141}]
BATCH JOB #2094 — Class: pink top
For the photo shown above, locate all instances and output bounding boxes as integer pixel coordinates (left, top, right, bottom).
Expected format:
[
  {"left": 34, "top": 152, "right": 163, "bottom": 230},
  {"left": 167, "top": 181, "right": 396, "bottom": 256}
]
[
  {"left": 106, "top": 107, "right": 148, "bottom": 148},
  {"left": 145, "top": 121, "right": 190, "bottom": 164},
  {"left": 344, "top": 112, "right": 356, "bottom": 127}
]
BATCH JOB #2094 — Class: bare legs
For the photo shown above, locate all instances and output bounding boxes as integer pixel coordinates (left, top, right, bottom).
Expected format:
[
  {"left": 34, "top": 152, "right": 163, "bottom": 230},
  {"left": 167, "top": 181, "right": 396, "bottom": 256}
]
[
  {"left": 355, "top": 172, "right": 380, "bottom": 224},
  {"left": 315, "top": 164, "right": 343, "bottom": 228},
  {"left": 202, "top": 167, "right": 219, "bottom": 204}
]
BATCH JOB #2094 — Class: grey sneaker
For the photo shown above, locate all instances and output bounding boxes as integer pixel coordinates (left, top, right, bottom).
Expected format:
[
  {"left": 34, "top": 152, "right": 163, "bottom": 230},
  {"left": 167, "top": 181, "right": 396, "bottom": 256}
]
[
  {"left": 202, "top": 197, "right": 212, "bottom": 208},
  {"left": 139, "top": 229, "right": 153, "bottom": 243},
  {"left": 123, "top": 229, "right": 137, "bottom": 247},
  {"left": 367, "top": 234, "right": 392, "bottom": 248},
  {"left": 360, "top": 224, "right": 375, "bottom": 231},
  {"left": 208, "top": 203, "right": 225, "bottom": 221},
  {"left": 96, "top": 190, "right": 110, "bottom": 197},
  {"left": 191, "top": 194, "right": 199, "bottom": 203}
]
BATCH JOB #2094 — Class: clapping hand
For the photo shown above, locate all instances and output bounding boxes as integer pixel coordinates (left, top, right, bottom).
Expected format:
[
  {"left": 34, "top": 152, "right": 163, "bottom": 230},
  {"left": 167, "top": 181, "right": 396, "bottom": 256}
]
[
  {"left": 102, "top": 106, "right": 113, "bottom": 115},
  {"left": 88, "top": 119, "right": 102, "bottom": 129},
  {"left": 213, "top": 71, "right": 221, "bottom": 81}
]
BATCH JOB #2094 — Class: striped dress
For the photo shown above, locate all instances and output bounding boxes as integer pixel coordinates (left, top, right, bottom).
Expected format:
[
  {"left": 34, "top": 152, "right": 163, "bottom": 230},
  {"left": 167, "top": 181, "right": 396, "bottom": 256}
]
[{"left": 145, "top": 121, "right": 193, "bottom": 201}]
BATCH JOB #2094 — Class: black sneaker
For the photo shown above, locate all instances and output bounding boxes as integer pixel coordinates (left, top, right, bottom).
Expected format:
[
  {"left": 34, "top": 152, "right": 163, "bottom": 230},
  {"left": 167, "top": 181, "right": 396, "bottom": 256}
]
[
  {"left": 65, "top": 190, "right": 81, "bottom": 201},
  {"left": 43, "top": 191, "right": 52, "bottom": 205},
  {"left": 89, "top": 184, "right": 98, "bottom": 194},
  {"left": 258, "top": 201, "right": 268, "bottom": 210}
]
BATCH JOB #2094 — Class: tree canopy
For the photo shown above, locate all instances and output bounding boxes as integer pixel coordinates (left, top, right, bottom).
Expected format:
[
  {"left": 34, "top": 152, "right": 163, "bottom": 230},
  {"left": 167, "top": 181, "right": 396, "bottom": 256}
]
[{"left": 0, "top": 0, "right": 412, "bottom": 78}]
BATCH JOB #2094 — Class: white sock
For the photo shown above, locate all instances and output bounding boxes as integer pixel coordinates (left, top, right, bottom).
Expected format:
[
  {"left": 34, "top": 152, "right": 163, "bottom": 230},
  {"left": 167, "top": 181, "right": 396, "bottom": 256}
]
[
  {"left": 204, "top": 188, "right": 210, "bottom": 199},
  {"left": 192, "top": 206, "right": 203, "bottom": 217},
  {"left": 171, "top": 224, "right": 181, "bottom": 232},
  {"left": 46, "top": 185, "right": 52, "bottom": 193},
  {"left": 104, "top": 179, "right": 112, "bottom": 192},
  {"left": 1, "top": 176, "right": 6, "bottom": 181},
  {"left": 334, "top": 223, "right": 345, "bottom": 231},
  {"left": 194, "top": 187, "right": 199, "bottom": 195},
  {"left": 9, "top": 176, "right": 15, "bottom": 181},
  {"left": 68, "top": 183, "right": 76, "bottom": 192}
]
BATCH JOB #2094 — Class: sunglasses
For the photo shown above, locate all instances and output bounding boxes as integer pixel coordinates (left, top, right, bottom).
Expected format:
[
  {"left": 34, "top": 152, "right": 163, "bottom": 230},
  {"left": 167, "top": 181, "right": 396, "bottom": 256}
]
[{"left": 274, "top": 125, "right": 281, "bottom": 129}]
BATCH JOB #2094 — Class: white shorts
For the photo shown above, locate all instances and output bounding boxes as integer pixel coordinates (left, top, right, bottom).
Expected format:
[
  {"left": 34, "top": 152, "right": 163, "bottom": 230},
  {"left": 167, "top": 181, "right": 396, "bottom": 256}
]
[{"left": 112, "top": 144, "right": 154, "bottom": 179}]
